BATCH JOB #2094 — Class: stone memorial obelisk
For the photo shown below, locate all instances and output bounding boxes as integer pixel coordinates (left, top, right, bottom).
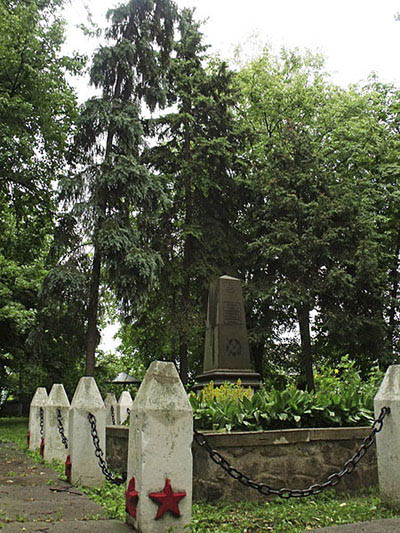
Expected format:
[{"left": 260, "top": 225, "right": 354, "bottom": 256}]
[{"left": 194, "top": 275, "right": 261, "bottom": 390}]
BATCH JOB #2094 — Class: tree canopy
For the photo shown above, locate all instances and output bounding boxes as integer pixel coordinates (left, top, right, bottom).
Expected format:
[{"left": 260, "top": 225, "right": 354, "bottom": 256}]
[
  {"left": 0, "top": 0, "right": 83, "bottom": 402},
  {"left": 1, "top": 1, "right": 400, "bottom": 403}
]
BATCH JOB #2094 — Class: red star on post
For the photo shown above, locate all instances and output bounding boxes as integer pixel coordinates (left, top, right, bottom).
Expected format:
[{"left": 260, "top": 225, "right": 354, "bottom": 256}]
[
  {"left": 149, "top": 478, "right": 186, "bottom": 520},
  {"left": 125, "top": 476, "right": 139, "bottom": 518}
]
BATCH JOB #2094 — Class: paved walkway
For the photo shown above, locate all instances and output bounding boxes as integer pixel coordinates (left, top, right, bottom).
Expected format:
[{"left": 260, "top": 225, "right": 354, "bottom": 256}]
[
  {"left": 310, "top": 518, "right": 400, "bottom": 532},
  {"left": 0, "top": 441, "right": 131, "bottom": 532}
]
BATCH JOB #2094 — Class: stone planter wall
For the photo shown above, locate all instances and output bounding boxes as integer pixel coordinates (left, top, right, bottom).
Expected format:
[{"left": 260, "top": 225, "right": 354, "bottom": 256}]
[
  {"left": 106, "top": 426, "right": 377, "bottom": 503},
  {"left": 106, "top": 426, "right": 128, "bottom": 474}
]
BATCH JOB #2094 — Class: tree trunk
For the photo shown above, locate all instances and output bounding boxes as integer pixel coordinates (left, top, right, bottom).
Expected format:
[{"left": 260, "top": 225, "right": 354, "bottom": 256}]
[
  {"left": 251, "top": 340, "right": 264, "bottom": 379},
  {"left": 388, "top": 231, "right": 400, "bottom": 354},
  {"left": 179, "top": 235, "right": 192, "bottom": 385},
  {"left": 296, "top": 304, "right": 314, "bottom": 392},
  {"left": 179, "top": 336, "right": 188, "bottom": 386},
  {"left": 178, "top": 111, "right": 192, "bottom": 386},
  {"left": 85, "top": 248, "right": 101, "bottom": 376},
  {"left": 83, "top": 72, "right": 121, "bottom": 377}
]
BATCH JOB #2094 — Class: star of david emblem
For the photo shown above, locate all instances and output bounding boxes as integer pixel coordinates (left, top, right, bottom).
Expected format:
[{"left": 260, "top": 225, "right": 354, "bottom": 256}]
[{"left": 226, "top": 338, "right": 241, "bottom": 357}]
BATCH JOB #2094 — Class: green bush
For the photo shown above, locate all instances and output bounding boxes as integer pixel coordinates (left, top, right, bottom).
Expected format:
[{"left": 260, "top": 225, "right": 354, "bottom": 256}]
[{"left": 190, "top": 356, "right": 384, "bottom": 432}]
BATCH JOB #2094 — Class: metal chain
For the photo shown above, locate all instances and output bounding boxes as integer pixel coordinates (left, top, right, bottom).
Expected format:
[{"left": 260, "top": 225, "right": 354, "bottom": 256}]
[
  {"left": 87, "top": 412, "right": 126, "bottom": 485},
  {"left": 127, "top": 408, "right": 131, "bottom": 416},
  {"left": 193, "top": 406, "right": 390, "bottom": 499},
  {"left": 110, "top": 405, "right": 116, "bottom": 426},
  {"left": 56, "top": 408, "right": 69, "bottom": 449},
  {"left": 39, "top": 407, "right": 44, "bottom": 437}
]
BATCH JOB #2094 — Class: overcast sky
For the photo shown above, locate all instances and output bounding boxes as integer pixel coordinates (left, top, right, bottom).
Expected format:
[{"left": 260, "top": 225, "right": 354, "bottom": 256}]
[
  {"left": 63, "top": 0, "right": 400, "bottom": 351},
  {"left": 65, "top": 0, "right": 400, "bottom": 96}
]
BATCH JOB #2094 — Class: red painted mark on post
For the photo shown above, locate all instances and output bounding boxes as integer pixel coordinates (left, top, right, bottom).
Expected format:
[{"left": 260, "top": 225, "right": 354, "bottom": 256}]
[
  {"left": 125, "top": 476, "right": 139, "bottom": 518},
  {"left": 65, "top": 454, "right": 71, "bottom": 482},
  {"left": 149, "top": 478, "right": 186, "bottom": 520},
  {"left": 40, "top": 437, "right": 45, "bottom": 458}
]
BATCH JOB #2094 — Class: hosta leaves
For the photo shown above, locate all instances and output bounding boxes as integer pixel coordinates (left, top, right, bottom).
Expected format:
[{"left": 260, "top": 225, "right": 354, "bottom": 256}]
[{"left": 192, "top": 359, "right": 380, "bottom": 432}]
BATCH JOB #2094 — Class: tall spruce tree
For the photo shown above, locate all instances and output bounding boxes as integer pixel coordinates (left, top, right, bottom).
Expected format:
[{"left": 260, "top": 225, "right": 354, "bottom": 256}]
[
  {"left": 61, "top": 0, "right": 178, "bottom": 376},
  {"left": 127, "top": 9, "right": 247, "bottom": 383}
]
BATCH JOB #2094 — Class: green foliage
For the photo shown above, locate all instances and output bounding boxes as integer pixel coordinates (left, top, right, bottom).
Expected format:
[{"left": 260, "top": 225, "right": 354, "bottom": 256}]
[
  {"left": 0, "top": 417, "right": 28, "bottom": 448},
  {"left": 0, "top": 0, "right": 82, "bottom": 403},
  {"left": 82, "top": 483, "right": 126, "bottom": 521},
  {"left": 80, "top": 483, "right": 399, "bottom": 531},
  {"left": 2, "top": 4, "right": 400, "bottom": 410},
  {"left": 130, "top": 9, "right": 248, "bottom": 382},
  {"left": 190, "top": 357, "right": 382, "bottom": 431},
  {"left": 0, "top": 0, "right": 83, "bottom": 205},
  {"left": 190, "top": 490, "right": 398, "bottom": 532},
  {"left": 58, "top": 0, "right": 179, "bottom": 375},
  {"left": 234, "top": 46, "right": 394, "bottom": 386},
  {"left": 93, "top": 349, "right": 144, "bottom": 399}
]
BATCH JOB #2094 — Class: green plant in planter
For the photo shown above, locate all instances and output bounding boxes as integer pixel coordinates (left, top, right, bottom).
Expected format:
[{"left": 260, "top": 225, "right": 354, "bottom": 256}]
[{"left": 191, "top": 356, "right": 383, "bottom": 432}]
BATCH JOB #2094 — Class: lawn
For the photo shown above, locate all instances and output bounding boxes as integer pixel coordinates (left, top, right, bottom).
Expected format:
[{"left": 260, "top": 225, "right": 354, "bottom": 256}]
[
  {"left": 1, "top": 417, "right": 399, "bottom": 532},
  {"left": 0, "top": 416, "right": 28, "bottom": 447}
]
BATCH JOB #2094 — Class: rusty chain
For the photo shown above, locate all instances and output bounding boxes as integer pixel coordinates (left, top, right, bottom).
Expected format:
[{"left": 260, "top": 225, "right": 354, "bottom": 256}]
[
  {"left": 56, "top": 408, "right": 69, "bottom": 449},
  {"left": 88, "top": 412, "right": 126, "bottom": 485},
  {"left": 193, "top": 406, "right": 390, "bottom": 499}
]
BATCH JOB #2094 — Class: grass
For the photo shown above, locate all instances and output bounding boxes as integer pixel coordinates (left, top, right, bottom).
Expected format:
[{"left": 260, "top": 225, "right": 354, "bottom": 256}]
[
  {"left": 1, "top": 417, "right": 399, "bottom": 531},
  {"left": 83, "top": 483, "right": 399, "bottom": 532},
  {"left": 190, "top": 491, "right": 399, "bottom": 532},
  {"left": 0, "top": 416, "right": 29, "bottom": 448}
]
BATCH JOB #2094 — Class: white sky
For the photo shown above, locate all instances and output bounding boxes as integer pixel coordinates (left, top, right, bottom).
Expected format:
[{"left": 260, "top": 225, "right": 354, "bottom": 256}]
[
  {"left": 64, "top": 0, "right": 400, "bottom": 351},
  {"left": 65, "top": 0, "right": 400, "bottom": 94}
]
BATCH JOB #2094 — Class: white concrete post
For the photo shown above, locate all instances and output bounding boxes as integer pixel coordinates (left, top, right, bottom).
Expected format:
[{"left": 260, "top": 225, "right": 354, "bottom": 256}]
[
  {"left": 126, "top": 361, "right": 193, "bottom": 532},
  {"left": 69, "top": 377, "right": 106, "bottom": 487},
  {"left": 28, "top": 387, "right": 48, "bottom": 451},
  {"left": 104, "top": 392, "right": 118, "bottom": 426},
  {"left": 118, "top": 390, "right": 133, "bottom": 425},
  {"left": 44, "top": 384, "right": 70, "bottom": 462},
  {"left": 374, "top": 364, "right": 400, "bottom": 504}
]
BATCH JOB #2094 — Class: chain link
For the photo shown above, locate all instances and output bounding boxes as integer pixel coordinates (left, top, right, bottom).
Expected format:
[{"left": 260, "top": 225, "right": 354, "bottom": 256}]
[
  {"left": 87, "top": 412, "right": 126, "bottom": 485},
  {"left": 56, "top": 408, "right": 69, "bottom": 449},
  {"left": 39, "top": 407, "right": 44, "bottom": 437},
  {"left": 110, "top": 405, "right": 116, "bottom": 426},
  {"left": 193, "top": 406, "right": 390, "bottom": 499}
]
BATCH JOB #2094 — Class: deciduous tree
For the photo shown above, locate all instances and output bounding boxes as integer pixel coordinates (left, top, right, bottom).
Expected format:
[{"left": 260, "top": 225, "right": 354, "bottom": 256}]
[
  {"left": 236, "top": 48, "right": 389, "bottom": 389},
  {"left": 0, "top": 0, "right": 82, "bottom": 401}
]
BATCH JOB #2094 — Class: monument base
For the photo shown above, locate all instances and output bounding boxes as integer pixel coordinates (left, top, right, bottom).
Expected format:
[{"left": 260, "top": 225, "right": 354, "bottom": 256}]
[{"left": 193, "top": 369, "right": 262, "bottom": 393}]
